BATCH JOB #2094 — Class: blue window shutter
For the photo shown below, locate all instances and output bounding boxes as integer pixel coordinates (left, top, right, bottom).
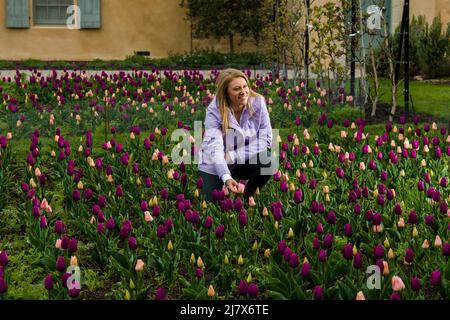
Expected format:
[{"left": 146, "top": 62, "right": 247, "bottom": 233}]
[
  {"left": 5, "top": 0, "right": 29, "bottom": 28},
  {"left": 79, "top": 0, "right": 101, "bottom": 29}
]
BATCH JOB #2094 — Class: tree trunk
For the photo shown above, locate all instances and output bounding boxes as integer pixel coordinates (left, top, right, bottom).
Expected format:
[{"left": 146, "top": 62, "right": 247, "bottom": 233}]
[
  {"left": 229, "top": 34, "right": 234, "bottom": 53},
  {"left": 370, "top": 45, "right": 379, "bottom": 116},
  {"left": 383, "top": 15, "right": 397, "bottom": 122}
]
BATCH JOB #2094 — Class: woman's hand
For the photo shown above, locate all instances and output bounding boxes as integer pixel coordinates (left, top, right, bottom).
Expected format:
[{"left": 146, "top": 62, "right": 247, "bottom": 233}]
[{"left": 225, "top": 179, "right": 241, "bottom": 194}]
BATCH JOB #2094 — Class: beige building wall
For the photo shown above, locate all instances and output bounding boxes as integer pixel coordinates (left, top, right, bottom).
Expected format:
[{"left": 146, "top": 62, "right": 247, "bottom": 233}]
[
  {"left": 0, "top": 0, "right": 259, "bottom": 61},
  {"left": 0, "top": 0, "right": 448, "bottom": 61},
  {"left": 392, "top": 0, "right": 450, "bottom": 31}
]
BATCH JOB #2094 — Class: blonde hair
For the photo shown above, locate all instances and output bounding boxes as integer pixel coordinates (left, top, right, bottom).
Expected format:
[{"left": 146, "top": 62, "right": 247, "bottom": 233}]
[{"left": 215, "top": 68, "right": 260, "bottom": 133}]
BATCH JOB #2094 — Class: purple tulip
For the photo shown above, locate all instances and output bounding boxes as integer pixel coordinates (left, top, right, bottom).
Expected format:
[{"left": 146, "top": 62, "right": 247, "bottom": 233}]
[
  {"left": 56, "top": 256, "right": 66, "bottom": 272},
  {"left": 342, "top": 244, "right": 353, "bottom": 260},
  {"left": 204, "top": 216, "right": 213, "bottom": 229},
  {"left": 326, "top": 211, "right": 336, "bottom": 225},
  {"left": 152, "top": 205, "right": 161, "bottom": 217},
  {"left": 344, "top": 224, "right": 353, "bottom": 237},
  {"left": 313, "top": 285, "right": 324, "bottom": 300},
  {"left": 238, "top": 280, "right": 248, "bottom": 295},
  {"left": 390, "top": 292, "right": 401, "bottom": 300},
  {"left": 215, "top": 224, "right": 225, "bottom": 239},
  {"left": 61, "top": 236, "right": 69, "bottom": 250},
  {"left": 405, "top": 248, "right": 414, "bottom": 263},
  {"left": 155, "top": 288, "right": 167, "bottom": 300},
  {"left": 21, "top": 182, "right": 30, "bottom": 193},
  {"left": 44, "top": 274, "right": 54, "bottom": 290},
  {"left": 289, "top": 253, "right": 299, "bottom": 268},
  {"left": 410, "top": 277, "right": 421, "bottom": 291},
  {"left": 239, "top": 212, "right": 248, "bottom": 227},
  {"left": 301, "top": 262, "right": 311, "bottom": 277},
  {"left": 160, "top": 188, "right": 169, "bottom": 200},
  {"left": 0, "top": 251, "right": 8, "bottom": 267},
  {"left": 318, "top": 250, "right": 327, "bottom": 263},
  {"left": 115, "top": 185, "right": 124, "bottom": 197},
  {"left": 106, "top": 217, "right": 115, "bottom": 231},
  {"left": 374, "top": 244, "right": 384, "bottom": 259},
  {"left": 54, "top": 220, "right": 65, "bottom": 234},
  {"left": 72, "top": 189, "right": 81, "bottom": 201},
  {"left": 0, "top": 277, "right": 7, "bottom": 294},
  {"left": 430, "top": 270, "right": 441, "bottom": 286},
  {"left": 143, "top": 138, "right": 152, "bottom": 150},
  {"left": 40, "top": 216, "right": 48, "bottom": 229},
  {"left": 283, "top": 248, "right": 292, "bottom": 262},
  {"left": 68, "top": 238, "right": 78, "bottom": 253},
  {"left": 68, "top": 288, "right": 81, "bottom": 298},
  {"left": 442, "top": 243, "right": 450, "bottom": 256},
  {"left": 394, "top": 203, "right": 402, "bottom": 215},
  {"left": 98, "top": 194, "right": 107, "bottom": 207},
  {"left": 439, "top": 201, "right": 448, "bottom": 214},
  {"left": 372, "top": 212, "right": 382, "bottom": 226},
  {"left": 377, "top": 194, "right": 385, "bottom": 206},
  {"left": 156, "top": 225, "right": 167, "bottom": 239},
  {"left": 273, "top": 206, "right": 282, "bottom": 221},
  {"left": 353, "top": 252, "right": 363, "bottom": 269},
  {"left": 323, "top": 234, "right": 333, "bottom": 248},
  {"left": 248, "top": 283, "right": 259, "bottom": 298},
  {"left": 60, "top": 272, "right": 71, "bottom": 289},
  {"left": 408, "top": 211, "right": 418, "bottom": 224},
  {"left": 425, "top": 214, "right": 434, "bottom": 226},
  {"left": 294, "top": 189, "right": 303, "bottom": 204},
  {"left": 336, "top": 167, "right": 345, "bottom": 179},
  {"left": 164, "top": 218, "right": 173, "bottom": 232},
  {"left": 145, "top": 177, "right": 152, "bottom": 188},
  {"left": 277, "top": 240, "right": 287, "bottom": 255},
  {"left": 83, "top": 188, "right": 93, "bottom": 200}
]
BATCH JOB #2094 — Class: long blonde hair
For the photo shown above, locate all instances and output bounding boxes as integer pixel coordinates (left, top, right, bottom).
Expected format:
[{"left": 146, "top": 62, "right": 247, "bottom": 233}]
[{"left": 215, "top": 69, "right": 260, "bottom": 133}]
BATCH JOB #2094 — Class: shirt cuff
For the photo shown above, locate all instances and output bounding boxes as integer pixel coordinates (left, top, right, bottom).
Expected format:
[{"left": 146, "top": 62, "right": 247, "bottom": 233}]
[{"left": 221, "top": 174, "right": 233, "bottom": 184}]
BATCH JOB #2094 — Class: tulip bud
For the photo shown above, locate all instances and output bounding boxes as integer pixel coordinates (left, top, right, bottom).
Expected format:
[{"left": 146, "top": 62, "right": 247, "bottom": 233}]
[
  {"left": 388, "top": 248, "right": 395, "bottom": 259},
  {"left": 264, "top": 249, "right": 271, "bottom": 258},
  {"left": 288, "top": 228, "right": 294, "bottom": 239},
  {"left": 224, "top": 255, "right": 229, "bottom": 265},
  {"left": 238, "top": 254, "right": 244, "bottom": 265},
  {"left": 70, "top": 256, "right": 78, "bottom": 266},
  {"left": 135, "top": 259, "right": 145, "bottom": 272},
  {"left": 207, "top": 285, "right": 215, "bottom": 297},
  {"left": 167, "top": 240, "right": 173, "bottom": 251},
  {"left": 383, "top": 261, "right": 389, "bottom": 275},
  {"left": 197, "top": 257, "right": 204, "bottom": 268},
  {"left": 412, "top": 226, "right": 419, "bottom": 237},
  {"left": 252, "top": 240, "right": 258, "bottom": 251},
  {"left": 422, "top": 239, "right": 429, "bottom": 249},
  {"left": 356, "top": 291, "right": 365, "bottom": 300},
  {"left": 434, "top": 235, "right": 442, "bottom": 247}
]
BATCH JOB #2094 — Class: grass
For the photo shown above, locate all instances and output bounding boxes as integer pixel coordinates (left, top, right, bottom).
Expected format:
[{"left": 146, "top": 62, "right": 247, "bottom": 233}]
[{"left": 366, "top": 77, "right": 450, "bottom": 118}]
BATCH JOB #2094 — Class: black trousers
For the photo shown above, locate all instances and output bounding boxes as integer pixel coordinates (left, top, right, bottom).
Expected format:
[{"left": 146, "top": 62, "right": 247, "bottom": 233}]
[{"left": 199, "top": 149, "right": 275, "bottom": 202}]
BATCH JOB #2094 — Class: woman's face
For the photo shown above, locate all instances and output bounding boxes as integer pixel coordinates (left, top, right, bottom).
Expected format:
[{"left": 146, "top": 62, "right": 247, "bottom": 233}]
[{"left": 227, "top": 77, "right": 249, "bottom": 109}]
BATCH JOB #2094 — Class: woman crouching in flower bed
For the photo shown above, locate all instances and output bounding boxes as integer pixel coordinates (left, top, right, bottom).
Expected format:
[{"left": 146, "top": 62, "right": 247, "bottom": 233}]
[{"left": 198, "top": 68, "right": 276, "bottom": 202}]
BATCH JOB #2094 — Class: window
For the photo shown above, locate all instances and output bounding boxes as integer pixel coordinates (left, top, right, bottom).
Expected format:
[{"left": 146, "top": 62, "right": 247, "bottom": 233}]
[{"left": 34, "top": 0, "right": 74, "bottom": 25}]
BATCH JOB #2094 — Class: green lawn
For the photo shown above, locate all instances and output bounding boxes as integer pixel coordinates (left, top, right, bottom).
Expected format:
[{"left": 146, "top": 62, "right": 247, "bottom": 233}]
[{"left": 366, "top": 78, "right": 450, "bottom": 118}]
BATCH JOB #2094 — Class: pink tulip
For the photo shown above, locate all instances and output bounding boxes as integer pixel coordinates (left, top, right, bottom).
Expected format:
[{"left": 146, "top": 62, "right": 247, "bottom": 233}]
[{"left": 391, "top": 276, "right": 405, "bottom": 291}]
